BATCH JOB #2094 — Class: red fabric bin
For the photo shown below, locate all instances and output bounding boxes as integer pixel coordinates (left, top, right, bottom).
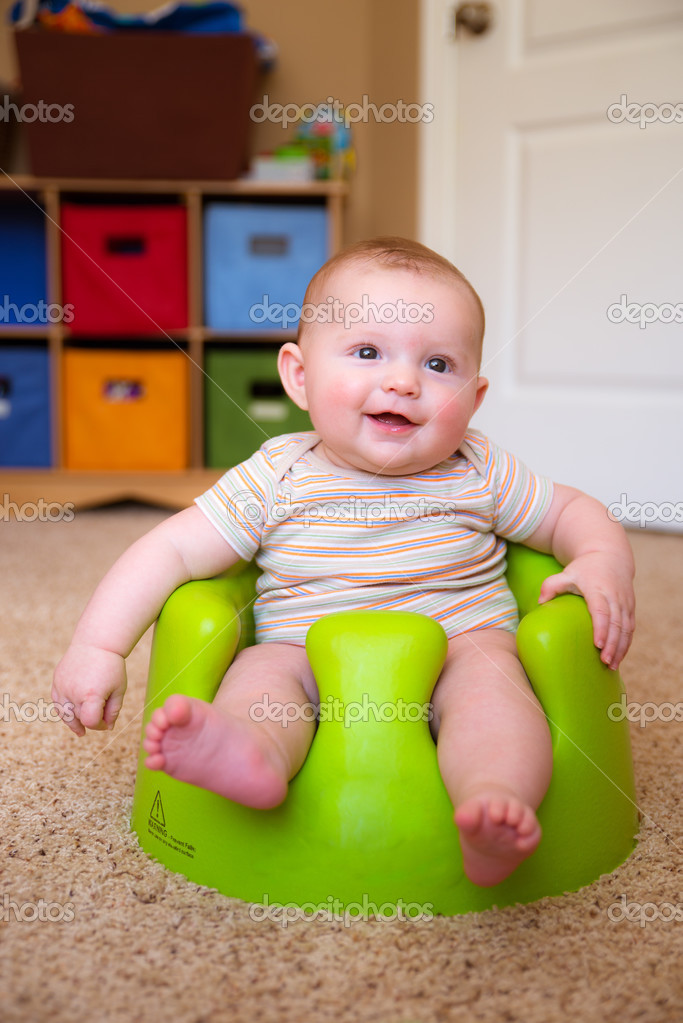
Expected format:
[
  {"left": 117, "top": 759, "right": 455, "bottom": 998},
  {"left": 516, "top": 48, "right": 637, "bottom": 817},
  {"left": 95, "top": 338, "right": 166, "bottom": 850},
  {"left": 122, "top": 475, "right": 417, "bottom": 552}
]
[{"left": 61, "top": 204, "right": 188, "bottom": 336}]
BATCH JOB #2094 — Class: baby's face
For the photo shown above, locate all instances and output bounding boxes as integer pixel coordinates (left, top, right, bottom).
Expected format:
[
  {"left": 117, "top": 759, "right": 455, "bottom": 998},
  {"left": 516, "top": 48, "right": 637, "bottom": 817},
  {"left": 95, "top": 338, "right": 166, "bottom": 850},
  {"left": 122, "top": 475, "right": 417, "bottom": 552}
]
[{"left": 280, "top": 264, "right": 488, "bottom": 476}]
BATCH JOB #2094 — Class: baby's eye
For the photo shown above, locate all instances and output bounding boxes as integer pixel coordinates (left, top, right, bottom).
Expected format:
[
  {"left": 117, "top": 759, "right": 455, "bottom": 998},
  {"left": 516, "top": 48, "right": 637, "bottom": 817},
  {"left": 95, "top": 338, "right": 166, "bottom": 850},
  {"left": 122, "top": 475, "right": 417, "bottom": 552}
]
[
  {"left": 356, "top": 346, "right": 379, "bottom": 360},
  {"left": 426, "top": 357, "right": 449, "bottom": 373}
]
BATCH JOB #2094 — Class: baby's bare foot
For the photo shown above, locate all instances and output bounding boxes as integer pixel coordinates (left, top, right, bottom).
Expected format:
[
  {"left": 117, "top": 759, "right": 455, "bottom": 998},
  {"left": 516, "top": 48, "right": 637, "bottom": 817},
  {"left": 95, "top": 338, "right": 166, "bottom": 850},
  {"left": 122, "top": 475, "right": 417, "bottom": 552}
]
[
  {"left": 454, "top": 787, "right": 541, "bottom": 887},
  {"left": 143, "top": 694, "right": 288, "bottom": 809}
]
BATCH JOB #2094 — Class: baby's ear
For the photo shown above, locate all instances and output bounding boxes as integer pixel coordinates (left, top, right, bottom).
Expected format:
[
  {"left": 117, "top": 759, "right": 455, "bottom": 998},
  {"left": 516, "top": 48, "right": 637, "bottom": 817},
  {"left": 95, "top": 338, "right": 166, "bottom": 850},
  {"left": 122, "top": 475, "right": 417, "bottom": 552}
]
[
  {"left": 278, "top": 342, "right": 309, "bottom": 411},
  {"left": 473, "top": 375, "right": 488, "bottom": 415}
]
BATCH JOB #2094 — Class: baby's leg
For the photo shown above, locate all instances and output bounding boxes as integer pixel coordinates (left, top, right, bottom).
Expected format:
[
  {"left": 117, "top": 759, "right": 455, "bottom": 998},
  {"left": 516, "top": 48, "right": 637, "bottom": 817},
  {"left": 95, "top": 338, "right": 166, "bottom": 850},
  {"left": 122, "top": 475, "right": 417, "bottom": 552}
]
[
  {"left": 430, "top": 629, "right": 552, "bottom": 887},
  {"left": 143, "top": 643, "right": 318, "bottom": 809}
]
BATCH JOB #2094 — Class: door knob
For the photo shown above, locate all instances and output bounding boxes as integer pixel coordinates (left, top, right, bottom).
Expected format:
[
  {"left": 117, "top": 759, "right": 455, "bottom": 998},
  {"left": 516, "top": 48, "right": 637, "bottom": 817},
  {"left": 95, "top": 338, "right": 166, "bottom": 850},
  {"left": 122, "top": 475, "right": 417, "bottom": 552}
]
[{"left": 455, "top": 2, "right": 493, "bottom": 36}]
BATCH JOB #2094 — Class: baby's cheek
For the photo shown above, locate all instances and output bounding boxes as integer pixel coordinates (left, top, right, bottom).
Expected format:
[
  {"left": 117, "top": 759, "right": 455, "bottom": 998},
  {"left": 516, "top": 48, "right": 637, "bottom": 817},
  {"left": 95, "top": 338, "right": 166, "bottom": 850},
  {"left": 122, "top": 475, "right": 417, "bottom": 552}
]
[
  {"left": 307, "top": 389, "right": 349, "bottom": 430},
  {"left": 432, "top": 399, "right": 473, "bottom": 448},
  {"left": 433, "top": 396, "right": 466, "bottom": 427},
  {"left": 317, "top": 380, "right": 357, "bottom": 414}
]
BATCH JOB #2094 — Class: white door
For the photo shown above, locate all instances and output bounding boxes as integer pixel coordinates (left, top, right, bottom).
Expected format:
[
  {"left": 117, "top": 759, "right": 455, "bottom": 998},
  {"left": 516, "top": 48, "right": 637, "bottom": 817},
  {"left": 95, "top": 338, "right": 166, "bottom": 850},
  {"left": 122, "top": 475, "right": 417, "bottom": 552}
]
[{"left": 420, "top": 0, "right": 683, "bottom": 533}]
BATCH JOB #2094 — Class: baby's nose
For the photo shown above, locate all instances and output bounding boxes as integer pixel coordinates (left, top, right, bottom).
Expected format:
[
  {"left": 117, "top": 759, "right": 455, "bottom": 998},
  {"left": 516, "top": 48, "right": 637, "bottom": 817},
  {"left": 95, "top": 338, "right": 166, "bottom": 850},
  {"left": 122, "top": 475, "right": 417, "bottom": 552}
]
[{"left": 382, "top": 363, "right": 420, "bottom": 396}]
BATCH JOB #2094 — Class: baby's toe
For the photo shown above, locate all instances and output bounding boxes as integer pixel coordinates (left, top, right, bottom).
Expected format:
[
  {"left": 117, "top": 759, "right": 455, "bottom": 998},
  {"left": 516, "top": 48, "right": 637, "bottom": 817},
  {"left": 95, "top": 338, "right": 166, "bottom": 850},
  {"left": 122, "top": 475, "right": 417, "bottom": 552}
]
[
  {"left": 150, "top": 706, "right": 170, "bottom": 730},
  {"left": 517, "top": 806, "right": 538, "bottom": 837},
  {"left": 454, "top": 799, "right": 484, "bottom": 833},
  {"left": 145, "top": 721, "right": 163, "bottom": 742},
  {"left": 144, "top": 751, "right": 166, "bottom": 771},
  {"left": 489, "top": 798, "right": 508, "bottom": 825},
  {"left": 164, "top": 694, "right": 193, "bottom": 726},
  {"left": 142, "top": 734, "right": 160, "bottom": 754},
  {"left": 504, "top": 800, "right": 524, "bottom": 828}
]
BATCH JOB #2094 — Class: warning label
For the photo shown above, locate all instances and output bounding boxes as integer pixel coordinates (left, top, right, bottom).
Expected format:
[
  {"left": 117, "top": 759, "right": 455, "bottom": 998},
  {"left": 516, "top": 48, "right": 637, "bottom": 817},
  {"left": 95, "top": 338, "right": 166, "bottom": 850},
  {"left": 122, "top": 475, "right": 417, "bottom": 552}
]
[
  {"left": 147, "top": 791, "right": 196, "bottom": 860},
  {"left": 150, "top": 791, "right": 165, "bottom": 827}
]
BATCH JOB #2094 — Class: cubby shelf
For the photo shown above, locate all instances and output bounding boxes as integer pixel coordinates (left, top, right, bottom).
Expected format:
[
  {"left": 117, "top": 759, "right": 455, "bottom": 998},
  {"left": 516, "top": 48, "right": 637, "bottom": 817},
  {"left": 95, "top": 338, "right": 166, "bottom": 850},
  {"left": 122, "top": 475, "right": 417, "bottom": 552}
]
[{"left": 0, "top": 174, "right": 347, "bottom": 510}]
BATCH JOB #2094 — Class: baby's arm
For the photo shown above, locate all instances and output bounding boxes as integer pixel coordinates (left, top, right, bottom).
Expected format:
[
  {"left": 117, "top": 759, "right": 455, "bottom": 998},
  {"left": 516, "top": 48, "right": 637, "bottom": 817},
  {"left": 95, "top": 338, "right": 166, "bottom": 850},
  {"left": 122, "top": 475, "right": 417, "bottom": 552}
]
[
  {"left": 523, "top": 484, "right": 635, "bottom": 670},
  {"left": 52, "top": 506, "right": 241, "bottom": 736}
]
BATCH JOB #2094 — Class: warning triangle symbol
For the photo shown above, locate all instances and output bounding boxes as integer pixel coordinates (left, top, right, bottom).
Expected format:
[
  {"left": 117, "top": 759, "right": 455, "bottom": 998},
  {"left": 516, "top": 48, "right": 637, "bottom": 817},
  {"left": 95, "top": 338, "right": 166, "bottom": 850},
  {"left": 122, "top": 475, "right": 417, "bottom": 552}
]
[{"left": 150, "top": 791, "right": 166, "bottom": 827}]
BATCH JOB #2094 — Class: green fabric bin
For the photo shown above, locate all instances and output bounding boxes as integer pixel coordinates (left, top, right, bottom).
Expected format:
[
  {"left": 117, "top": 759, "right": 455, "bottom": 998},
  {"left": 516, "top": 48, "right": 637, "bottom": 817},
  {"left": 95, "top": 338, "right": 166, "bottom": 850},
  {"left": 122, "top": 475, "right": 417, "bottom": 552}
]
[{"left": 204, "top": 346, "right": 312, "bottom": 468}]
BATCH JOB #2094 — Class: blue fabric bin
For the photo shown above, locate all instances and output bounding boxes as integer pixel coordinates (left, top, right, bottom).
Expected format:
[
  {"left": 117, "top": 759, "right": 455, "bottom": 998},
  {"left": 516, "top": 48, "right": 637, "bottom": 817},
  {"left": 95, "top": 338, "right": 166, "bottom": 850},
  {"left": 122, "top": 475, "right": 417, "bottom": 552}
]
[
  {"left": 0, "top": 204, "right": 48, "bottom": 325},
  {"left": 204, "top": 203, "right": 328, "bottom": 331},
  {"left": 0, "top": 346, "right": 52, "bottom": 466}
]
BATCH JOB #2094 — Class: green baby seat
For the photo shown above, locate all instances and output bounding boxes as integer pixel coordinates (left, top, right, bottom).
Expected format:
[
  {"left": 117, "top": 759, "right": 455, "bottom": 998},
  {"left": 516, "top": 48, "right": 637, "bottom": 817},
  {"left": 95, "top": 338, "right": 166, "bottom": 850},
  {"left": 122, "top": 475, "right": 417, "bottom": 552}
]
[{"left": 131, "top": 544, "right": 638, "bottom": 916}]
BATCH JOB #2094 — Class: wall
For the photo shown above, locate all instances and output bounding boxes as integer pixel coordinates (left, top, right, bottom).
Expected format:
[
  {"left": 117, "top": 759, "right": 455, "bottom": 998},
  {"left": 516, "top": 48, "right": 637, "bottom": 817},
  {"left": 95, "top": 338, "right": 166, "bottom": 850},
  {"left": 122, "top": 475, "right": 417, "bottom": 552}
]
[{"left": 0, "top": 0, "right": 419, "bottom": 243}]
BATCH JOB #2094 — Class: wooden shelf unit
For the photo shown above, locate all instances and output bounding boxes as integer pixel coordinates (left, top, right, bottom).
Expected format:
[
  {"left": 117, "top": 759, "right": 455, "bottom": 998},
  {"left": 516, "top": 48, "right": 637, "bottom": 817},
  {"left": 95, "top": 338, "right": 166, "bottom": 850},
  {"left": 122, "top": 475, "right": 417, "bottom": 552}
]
[{"left": 0, "top": 174, "right": 347, "bottom": 510}]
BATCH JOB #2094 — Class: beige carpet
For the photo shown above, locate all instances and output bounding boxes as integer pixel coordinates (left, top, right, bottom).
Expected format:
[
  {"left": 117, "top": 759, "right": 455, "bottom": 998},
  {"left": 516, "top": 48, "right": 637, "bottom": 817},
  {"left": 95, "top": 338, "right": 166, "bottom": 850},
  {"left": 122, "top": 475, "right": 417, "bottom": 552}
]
[{"left": 1, "top": 504, "right": 682, "bottom": 1023}]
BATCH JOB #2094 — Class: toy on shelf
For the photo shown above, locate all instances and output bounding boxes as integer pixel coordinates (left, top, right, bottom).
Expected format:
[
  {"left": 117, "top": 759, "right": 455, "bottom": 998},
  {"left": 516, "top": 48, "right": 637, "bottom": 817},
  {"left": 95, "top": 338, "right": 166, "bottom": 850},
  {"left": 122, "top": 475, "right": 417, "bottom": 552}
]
[
  {"left": 292, "top": 102, "right": 355, "bottom": 180},
  {"left": 249, "top": 101, "right": 356, "bottom": 183}
]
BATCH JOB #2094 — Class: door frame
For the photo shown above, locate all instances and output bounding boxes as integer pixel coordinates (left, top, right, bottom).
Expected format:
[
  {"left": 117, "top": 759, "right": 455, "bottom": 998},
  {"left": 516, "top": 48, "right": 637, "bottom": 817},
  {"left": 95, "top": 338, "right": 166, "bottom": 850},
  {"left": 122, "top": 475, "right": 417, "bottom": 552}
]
[{"left": 418, "top": 0, "right": 460, "bottom": 255}]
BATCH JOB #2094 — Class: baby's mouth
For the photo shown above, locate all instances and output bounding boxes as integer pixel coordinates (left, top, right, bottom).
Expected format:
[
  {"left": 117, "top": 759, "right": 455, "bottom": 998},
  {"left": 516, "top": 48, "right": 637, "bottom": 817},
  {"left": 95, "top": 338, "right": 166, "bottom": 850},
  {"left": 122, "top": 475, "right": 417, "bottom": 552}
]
[{"left": 368, "top": 412, "right": 416, "bottom": 428}]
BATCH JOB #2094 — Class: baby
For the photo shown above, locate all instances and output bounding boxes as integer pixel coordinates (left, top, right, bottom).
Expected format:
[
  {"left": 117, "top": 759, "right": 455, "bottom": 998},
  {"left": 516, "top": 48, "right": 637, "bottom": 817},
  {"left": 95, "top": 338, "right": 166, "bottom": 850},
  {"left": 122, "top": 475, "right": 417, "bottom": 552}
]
[{"left": 52, "top": 237, "right": 635, "bottom": 888}]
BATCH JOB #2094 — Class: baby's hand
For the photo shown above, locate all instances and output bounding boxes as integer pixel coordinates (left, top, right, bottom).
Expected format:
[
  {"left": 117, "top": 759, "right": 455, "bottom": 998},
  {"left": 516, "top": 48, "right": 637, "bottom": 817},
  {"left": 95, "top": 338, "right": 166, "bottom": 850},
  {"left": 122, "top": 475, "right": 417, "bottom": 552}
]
[
  {"left": 537, "top": 551, "right": 635, "bottom": 670},
  {"left": 52, "top": 644, "right": 128, "bottom": 737}
]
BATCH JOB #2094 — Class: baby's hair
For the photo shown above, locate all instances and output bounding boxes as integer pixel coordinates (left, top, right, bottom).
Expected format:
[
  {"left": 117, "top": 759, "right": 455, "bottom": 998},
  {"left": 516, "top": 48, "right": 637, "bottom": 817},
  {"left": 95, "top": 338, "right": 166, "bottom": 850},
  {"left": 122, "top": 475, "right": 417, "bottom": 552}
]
[{"left": 297, "top": 235, "right": 485, "bottom": 361}]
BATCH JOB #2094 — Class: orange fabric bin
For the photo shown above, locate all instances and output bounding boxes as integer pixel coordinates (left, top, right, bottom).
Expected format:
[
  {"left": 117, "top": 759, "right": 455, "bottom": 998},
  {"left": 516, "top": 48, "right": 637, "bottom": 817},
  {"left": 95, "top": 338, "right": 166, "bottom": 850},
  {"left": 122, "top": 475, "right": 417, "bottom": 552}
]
[{"left": 63, "top": 349, "right": 189, "bottom": 470}]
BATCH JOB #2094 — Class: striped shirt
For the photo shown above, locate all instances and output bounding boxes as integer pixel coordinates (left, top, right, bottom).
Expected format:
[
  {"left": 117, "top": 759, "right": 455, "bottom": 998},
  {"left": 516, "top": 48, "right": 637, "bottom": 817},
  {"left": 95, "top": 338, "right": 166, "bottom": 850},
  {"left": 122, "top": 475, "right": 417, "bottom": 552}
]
[{"left": 195, "top": 429, "right": 554, "bottom": 645}]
